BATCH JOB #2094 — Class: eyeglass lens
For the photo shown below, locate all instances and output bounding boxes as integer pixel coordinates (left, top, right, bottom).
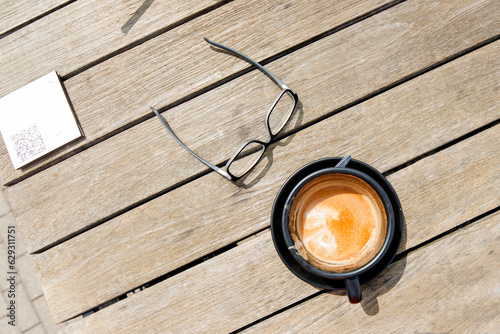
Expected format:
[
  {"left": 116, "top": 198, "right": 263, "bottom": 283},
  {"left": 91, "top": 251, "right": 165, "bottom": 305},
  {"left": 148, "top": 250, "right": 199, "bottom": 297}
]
[
  {"left": 268, "top": 90, "right": 296, "bottom": 136},
  {"left": 227, "top": 141, "right": 266, "bottom": 178}
]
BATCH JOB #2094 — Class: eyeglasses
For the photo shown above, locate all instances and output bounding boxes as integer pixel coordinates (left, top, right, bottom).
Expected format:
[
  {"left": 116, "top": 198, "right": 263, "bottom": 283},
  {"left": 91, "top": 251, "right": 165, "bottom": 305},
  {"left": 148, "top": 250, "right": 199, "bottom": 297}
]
[{"left": 151, "top": 38, "right": 298, "bottom": 182}]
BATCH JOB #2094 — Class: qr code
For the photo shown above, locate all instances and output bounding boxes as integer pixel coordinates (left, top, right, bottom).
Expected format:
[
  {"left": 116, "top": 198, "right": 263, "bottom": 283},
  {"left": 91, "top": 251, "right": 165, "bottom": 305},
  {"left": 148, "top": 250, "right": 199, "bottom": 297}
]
[{"left": 10, "top": 124, "right": 46, "bottom": 164}]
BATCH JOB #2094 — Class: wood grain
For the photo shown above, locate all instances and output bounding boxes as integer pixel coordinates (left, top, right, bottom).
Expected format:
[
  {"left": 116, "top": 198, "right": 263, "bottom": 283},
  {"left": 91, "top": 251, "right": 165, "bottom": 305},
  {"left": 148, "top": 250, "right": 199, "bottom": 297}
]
[
  {"left": 242, "top": 213, "right": 500, "bottom": 333},
  {"left": 58, "top": 143, "right": 500, "bottom": 333},
  {"left": 32, "top": 42, "right": 500, "bottom": 322},
  {"left": 0, "top": 0, "right": 71, "bottom": 36},
  {"left": 0, "top": 0, "right": 391, "bottom": 185},
  {"left": 6, "top": 0, "right": 500, "bottom": 254},
  {"left": 0, "top": 0, "right": 227, "bottom": 97}
]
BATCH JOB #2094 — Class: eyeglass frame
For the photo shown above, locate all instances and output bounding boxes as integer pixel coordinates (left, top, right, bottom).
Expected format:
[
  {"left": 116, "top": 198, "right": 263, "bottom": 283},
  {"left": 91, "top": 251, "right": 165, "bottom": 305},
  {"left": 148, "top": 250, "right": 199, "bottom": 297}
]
[{"left": 151, "top": 37, "right": 298, "bottom": 182}]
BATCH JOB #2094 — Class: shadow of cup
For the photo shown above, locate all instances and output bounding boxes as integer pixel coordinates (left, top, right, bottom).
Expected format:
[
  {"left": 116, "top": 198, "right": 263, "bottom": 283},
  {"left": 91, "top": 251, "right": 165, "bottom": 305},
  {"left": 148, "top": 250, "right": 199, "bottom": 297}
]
[{"left": 358, "top": 217, "right": 407, "bottom": 315}]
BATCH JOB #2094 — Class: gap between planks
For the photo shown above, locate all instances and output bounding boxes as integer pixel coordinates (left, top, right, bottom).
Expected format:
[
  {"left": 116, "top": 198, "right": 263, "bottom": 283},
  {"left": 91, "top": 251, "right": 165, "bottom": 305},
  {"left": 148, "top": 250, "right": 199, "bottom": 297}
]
[
  {"left": 30, "top": 40, "right": 500, "bottom": 323},
  {"left": 0, "top": 0, "right": 75, "bottom": 38}
]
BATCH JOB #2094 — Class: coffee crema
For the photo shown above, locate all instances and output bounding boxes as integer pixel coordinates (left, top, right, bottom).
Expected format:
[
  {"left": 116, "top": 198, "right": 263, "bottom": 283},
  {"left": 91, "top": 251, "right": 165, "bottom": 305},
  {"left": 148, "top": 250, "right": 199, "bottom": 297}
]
[{"left": 289, "top": 173, "right": 387, "bottom": 273}]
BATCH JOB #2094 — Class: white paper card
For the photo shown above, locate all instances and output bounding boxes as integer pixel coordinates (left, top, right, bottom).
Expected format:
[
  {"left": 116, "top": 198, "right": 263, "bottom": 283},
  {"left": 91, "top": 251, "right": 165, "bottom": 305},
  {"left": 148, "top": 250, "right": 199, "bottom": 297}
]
[{"left": 0, "top": 71, "right": 82, "bottom": 169}]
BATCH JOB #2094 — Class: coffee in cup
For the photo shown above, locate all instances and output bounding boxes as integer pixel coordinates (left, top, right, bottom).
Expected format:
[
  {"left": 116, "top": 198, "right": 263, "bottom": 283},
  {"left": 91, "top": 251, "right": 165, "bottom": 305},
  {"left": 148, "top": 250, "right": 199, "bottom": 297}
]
[{"left": 288, "top": 173, "right": 388, "bottom": 273}]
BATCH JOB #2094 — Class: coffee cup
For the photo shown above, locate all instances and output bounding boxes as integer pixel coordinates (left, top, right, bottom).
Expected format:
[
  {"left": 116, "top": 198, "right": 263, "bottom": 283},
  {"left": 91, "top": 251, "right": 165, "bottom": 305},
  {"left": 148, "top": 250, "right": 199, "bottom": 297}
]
[{"left": 275, "top": 159, "right": 396, "bottom": 303}]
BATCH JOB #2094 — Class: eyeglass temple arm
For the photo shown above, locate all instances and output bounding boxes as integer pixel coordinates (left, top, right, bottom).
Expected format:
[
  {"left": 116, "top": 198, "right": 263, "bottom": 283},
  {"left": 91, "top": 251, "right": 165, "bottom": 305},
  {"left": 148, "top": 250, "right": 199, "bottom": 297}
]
[
  {"left": 150, "top": 107, "right": 232, "bottom": 181},
  {"left": 204, "top": 37, "right": 291, "bottom": 92}
]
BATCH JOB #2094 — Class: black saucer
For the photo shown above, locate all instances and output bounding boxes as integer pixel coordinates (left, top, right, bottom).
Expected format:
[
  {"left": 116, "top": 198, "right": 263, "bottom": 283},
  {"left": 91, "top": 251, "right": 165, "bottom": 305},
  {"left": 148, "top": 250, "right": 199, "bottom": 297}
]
[{"left": 270, "top": 157, "right": 404, "bottom": 290}]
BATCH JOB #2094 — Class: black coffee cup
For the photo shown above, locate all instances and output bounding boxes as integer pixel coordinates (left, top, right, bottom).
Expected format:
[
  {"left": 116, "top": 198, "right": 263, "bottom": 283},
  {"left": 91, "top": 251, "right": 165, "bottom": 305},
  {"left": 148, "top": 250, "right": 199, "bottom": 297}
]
[{"left": 271, "top": 157, "right": 402, "bottom": 304}]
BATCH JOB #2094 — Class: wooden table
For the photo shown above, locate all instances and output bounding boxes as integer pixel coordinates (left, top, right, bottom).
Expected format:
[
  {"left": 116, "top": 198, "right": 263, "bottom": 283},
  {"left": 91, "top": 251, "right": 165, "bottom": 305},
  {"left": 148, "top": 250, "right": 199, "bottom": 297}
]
[{"left": 1, "top": 0, "right": 499, "bottom": 332}]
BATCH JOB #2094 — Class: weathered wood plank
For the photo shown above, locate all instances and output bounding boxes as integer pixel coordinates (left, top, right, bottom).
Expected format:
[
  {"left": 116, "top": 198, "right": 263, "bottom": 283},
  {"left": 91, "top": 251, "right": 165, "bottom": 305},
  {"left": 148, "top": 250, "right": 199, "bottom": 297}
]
[
  {"left": 33, "top": 42, "right": 500, "bottom": 322},
  {"left": 0, "top": 0, "right": 391, "bottom": 185},
  {"left": 242, "top": 213, "right": 500, "bottom": 333},
  {"left": 0, "top": 0, "right": 228, "bottom": 97},
  {"left": 0, "top": 0, "right": 71, "bottom": 36},
  {"left": 7, "top": 0, "right": 500, "bottom": 253},
  {"left": 58, "top": 141, "right": 500, "bottom": 333}
]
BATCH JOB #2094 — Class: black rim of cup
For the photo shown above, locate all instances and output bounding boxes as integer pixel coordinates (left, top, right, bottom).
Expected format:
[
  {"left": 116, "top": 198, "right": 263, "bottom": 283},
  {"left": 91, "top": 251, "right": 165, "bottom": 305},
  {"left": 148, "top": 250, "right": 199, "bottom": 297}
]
[
  {"left": 282, "top": 167, "right": 395, "bottom": 280},
  {"left": 271, "top": 157, "right": 403, "bottom": 292}
]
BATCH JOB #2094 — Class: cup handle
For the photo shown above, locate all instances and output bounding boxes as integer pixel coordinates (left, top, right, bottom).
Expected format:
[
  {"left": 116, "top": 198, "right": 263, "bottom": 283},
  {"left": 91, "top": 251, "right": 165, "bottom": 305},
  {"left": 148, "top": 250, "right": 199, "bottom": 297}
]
[{"left": 344, "top": 276, "right": 362, "bottom": 303}]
